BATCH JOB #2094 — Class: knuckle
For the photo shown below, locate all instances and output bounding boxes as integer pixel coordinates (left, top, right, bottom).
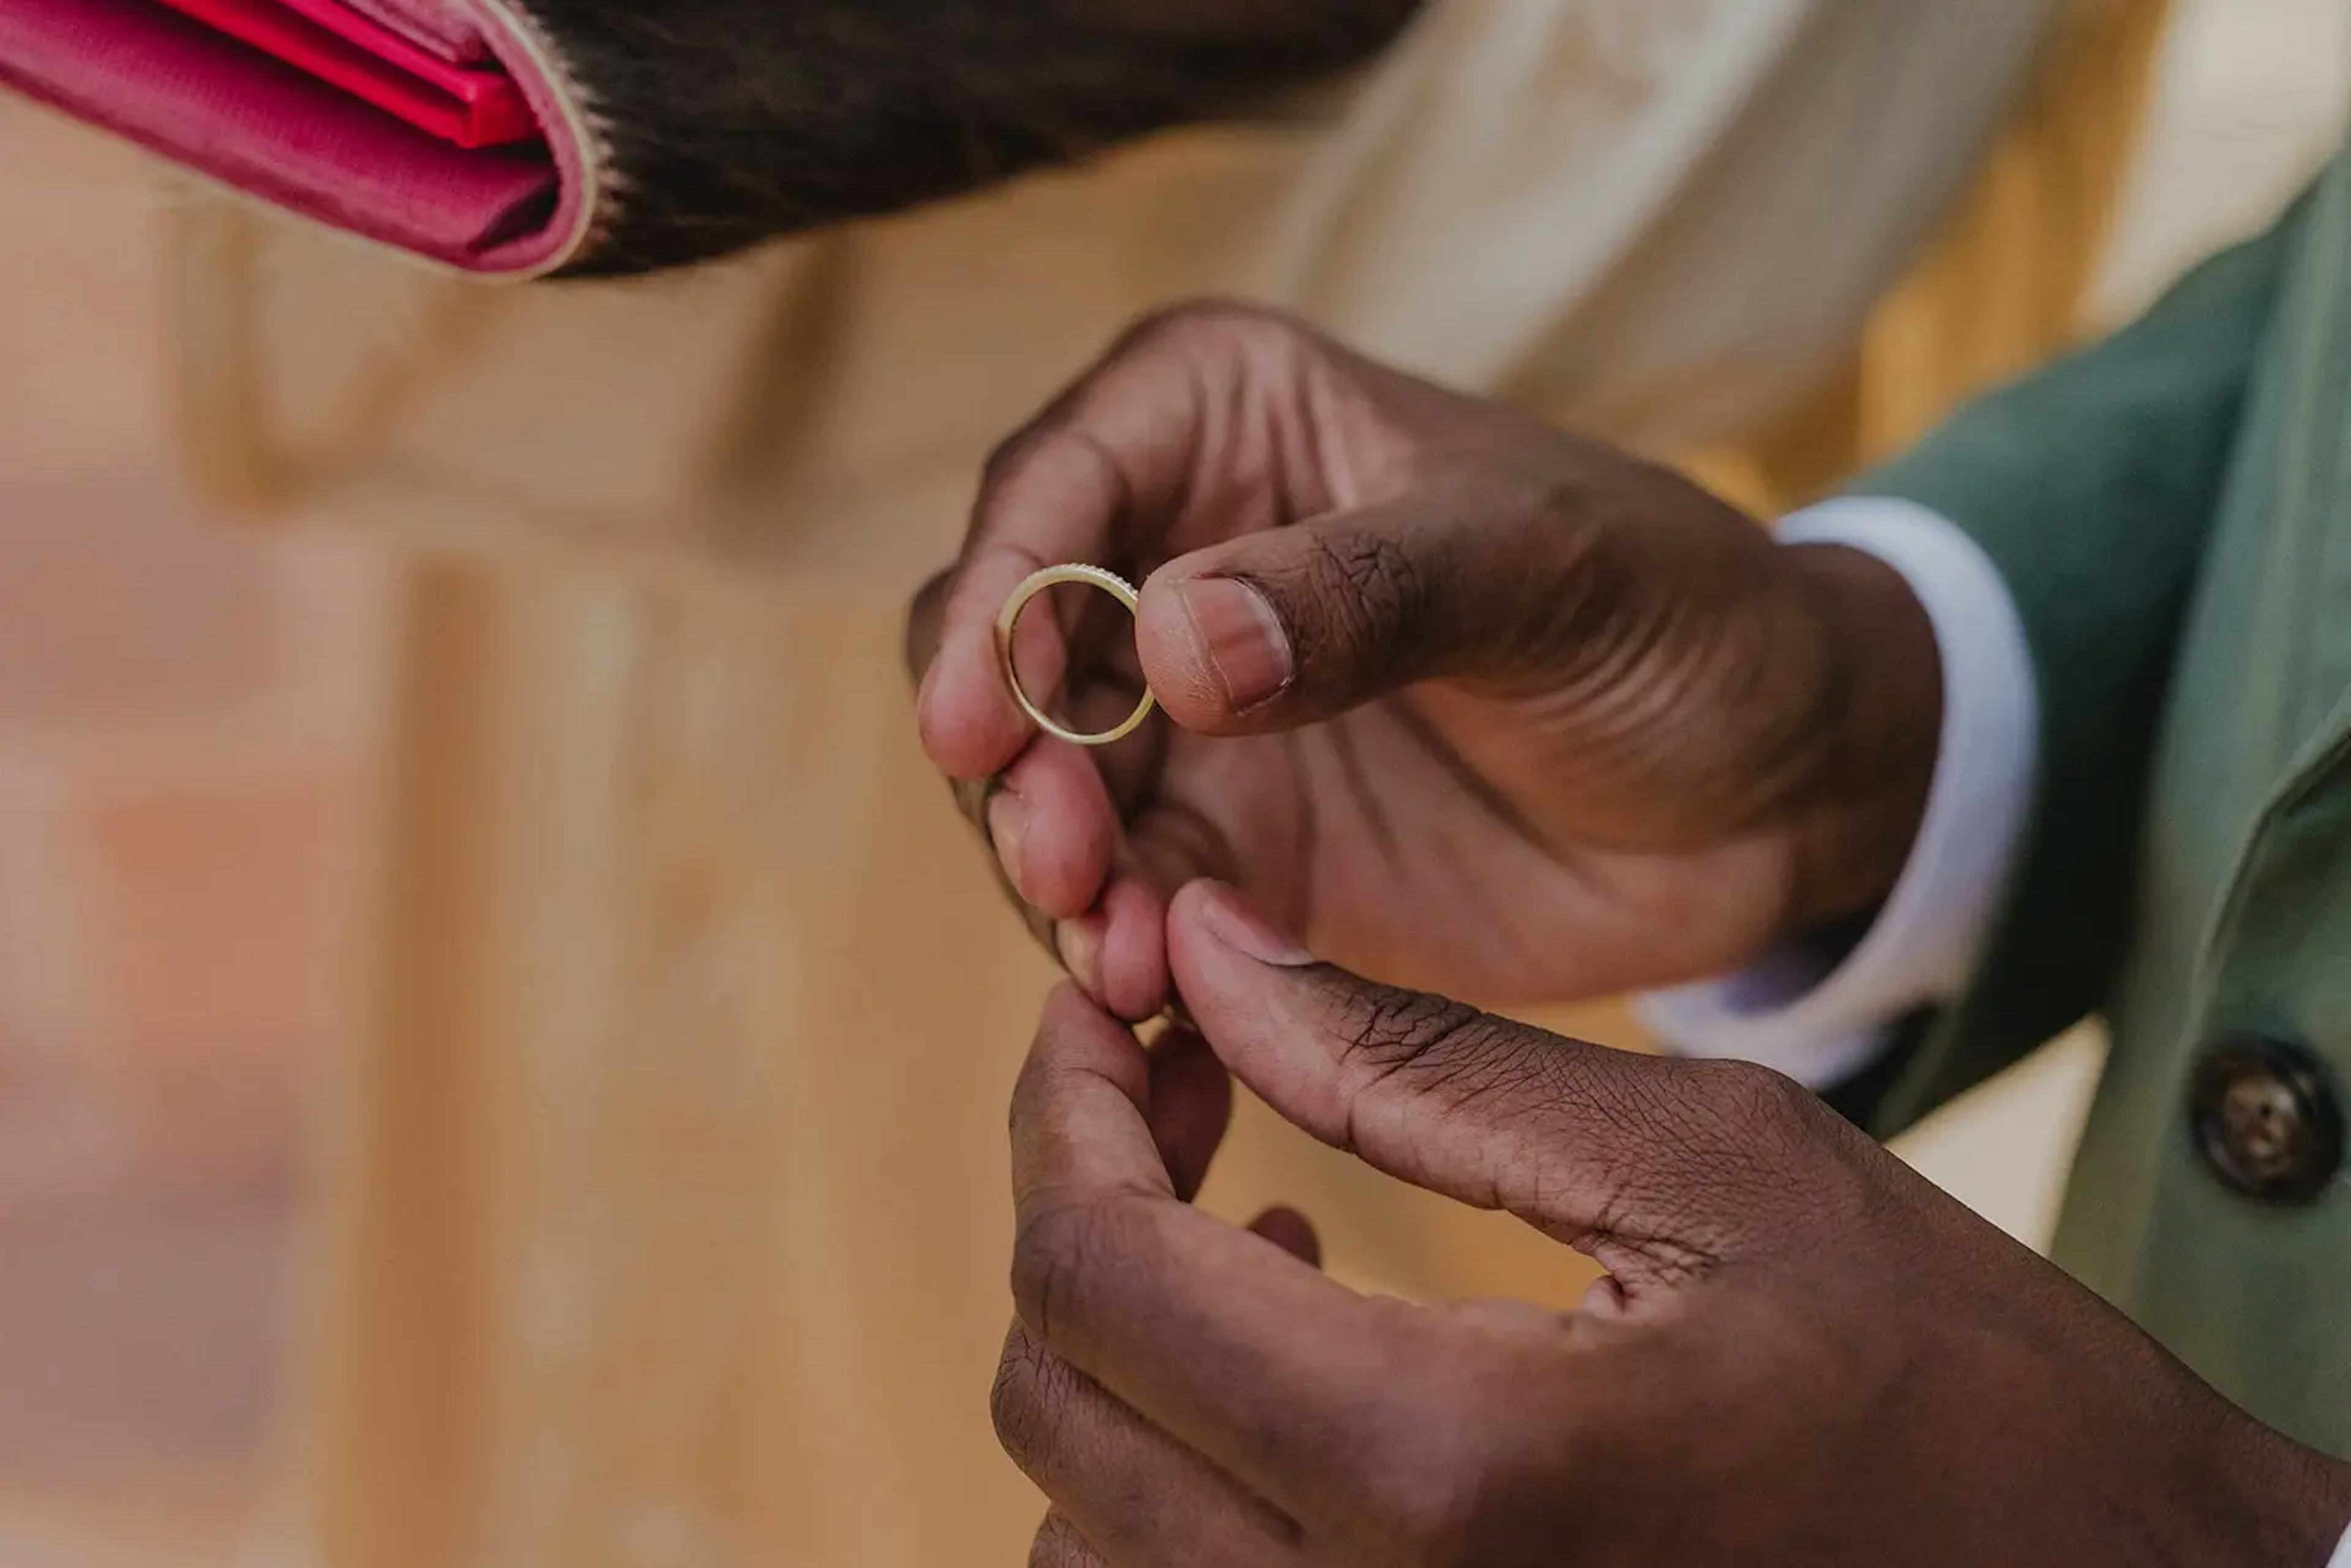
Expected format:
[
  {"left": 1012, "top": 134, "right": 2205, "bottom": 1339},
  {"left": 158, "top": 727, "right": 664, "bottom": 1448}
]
[
  {"left": 1276, "top": 527, "right": 1431, "bottom": 680},
  {"left": 978, "top": 419, "right": 1054, "bottom": 500},
  {"left": 989, "top": 1332, "right": 1074, "bottom": 1479},
  {"left": 1119, "top": 297, "right": 1285, "bottom": 358},
  {"left": 973, "top": 413, "right": 1110, "bottom": 520},
  {"left": 969, "top": 432, "right": 1062, "bottom": 531},
  {"left": 1665, "top": 1057, "right": 1875, "bottom": 1236},
  {"left": 1693, "top": 1057, "right": 1824, "bottom": 1141},
  {"left": 1008, "top": 1188, "right": 1141, "bottom": 1342},
  {"left": 1008, "top": 1199, "right": 1092, "bottom": 1340},
  {"left": 1006, "top": 1048, "right": 1050, "bottom": 1144},
  {"left": 1030, "top": 1513, "right": 1101, "bottom": 1568},
  {"left": 987, "top": 1346, "right": 1044, "bottom": 1468},
  {"left": 904, "top": 571, "right": 954, "bottom": 678}
]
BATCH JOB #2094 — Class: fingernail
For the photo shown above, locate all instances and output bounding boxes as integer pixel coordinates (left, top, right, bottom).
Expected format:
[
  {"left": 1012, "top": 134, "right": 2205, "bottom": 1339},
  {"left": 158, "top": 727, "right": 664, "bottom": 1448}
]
[
  {"left": 1176, "top": 578, "right": 1295, "bottom": 713},
  {"left": 990, "top": 792, "right": 1027, "bottom": 890},
  {"left": 1057, "top": 918, "right": 1103, "bottom": 997},
  {"left": 1196, "top": 884, "right": 1317, "bottom": 967}
]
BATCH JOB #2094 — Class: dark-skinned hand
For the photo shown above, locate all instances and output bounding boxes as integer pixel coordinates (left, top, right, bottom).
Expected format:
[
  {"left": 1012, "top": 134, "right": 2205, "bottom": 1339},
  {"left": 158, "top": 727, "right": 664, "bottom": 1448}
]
[
  {"left": 992, "top": 881, "right": 2351, "bottom": 1567},
  {"left": 909, "top": 302, "right": 1942, "bottom": 1021}
]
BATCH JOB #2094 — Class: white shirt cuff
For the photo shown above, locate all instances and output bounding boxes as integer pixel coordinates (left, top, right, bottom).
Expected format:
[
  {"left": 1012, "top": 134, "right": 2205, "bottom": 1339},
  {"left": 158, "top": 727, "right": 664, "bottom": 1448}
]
[
  {"left": 1637, "top": 497, "right": 2041, "bottom": 1089},
  {"left": 2334, "top": 1523, "right": 2351, "bottom": 1568}
]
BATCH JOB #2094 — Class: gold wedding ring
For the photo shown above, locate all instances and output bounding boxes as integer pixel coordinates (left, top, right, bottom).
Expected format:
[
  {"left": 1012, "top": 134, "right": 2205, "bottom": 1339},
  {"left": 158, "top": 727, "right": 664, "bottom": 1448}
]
[{"left": 996, "top": 565, "right": 1158, "bottom": 748}]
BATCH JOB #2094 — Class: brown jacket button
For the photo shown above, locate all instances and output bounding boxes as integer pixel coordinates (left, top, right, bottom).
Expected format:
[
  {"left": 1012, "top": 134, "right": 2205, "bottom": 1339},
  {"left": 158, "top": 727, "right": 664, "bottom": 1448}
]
[{"left": 2190, "top": 1038, "right": 2344, "bottom": 1205}]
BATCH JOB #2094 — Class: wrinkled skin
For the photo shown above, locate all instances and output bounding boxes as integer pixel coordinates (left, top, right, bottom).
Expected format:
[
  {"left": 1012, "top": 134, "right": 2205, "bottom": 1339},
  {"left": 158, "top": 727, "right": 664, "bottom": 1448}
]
[
  {"left": 909, "top": 302, "right": 1943, "bottom": 1018},
  {"left": 912, "top": 303, "right": 2351, "bottom": 1563},
  {"left": 986, "top": 885, "right": 2351, "bottom": 1566}
]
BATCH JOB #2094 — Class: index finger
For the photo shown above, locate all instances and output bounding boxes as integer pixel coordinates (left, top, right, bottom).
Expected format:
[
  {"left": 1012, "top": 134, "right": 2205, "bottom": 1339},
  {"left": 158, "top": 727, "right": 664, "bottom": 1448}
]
[
  {"left": 915, "top": 304, "right": 1318, "bottom": 782},
  {"left": 1011, "top": 986, "right": 1459, "bottom": 1532}
]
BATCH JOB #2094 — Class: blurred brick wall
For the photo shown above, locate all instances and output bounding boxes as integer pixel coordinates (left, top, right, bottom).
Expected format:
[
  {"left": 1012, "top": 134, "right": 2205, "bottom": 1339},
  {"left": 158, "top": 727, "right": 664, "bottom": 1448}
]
[
  {"left": 0, "top": 96, "right": 391, "bottom": 1567},
  {"left": 0, "top": 99, "right": 389, "bottom": 1225}
]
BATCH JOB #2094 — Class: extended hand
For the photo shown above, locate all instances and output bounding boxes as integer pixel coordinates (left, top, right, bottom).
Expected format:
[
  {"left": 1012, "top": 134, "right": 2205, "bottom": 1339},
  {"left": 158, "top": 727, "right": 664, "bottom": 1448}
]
[
  {"left": 992, "top": 883, "right": 2351, "bottom": 1566},
  {"left": 911, "top": 303, "right": 1943, "bottom": 1018}
]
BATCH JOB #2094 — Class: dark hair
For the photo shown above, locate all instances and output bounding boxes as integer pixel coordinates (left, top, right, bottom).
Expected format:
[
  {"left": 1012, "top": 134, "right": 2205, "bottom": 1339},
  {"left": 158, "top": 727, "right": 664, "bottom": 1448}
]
[{"left": 533, "top": 0, "right": 1424, "bottom": 275}]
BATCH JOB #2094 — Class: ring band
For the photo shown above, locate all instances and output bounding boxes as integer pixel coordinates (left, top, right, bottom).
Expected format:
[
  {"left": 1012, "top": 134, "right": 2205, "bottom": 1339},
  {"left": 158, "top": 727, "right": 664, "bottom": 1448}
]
[{"left": 996, "top": 565, "right": 1158, "bottom": 748}]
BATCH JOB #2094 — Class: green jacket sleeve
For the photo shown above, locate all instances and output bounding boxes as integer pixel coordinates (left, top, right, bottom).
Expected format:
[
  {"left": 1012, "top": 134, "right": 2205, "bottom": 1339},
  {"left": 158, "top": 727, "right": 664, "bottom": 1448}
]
[{"left": 1842, "top": 189, "right": 2317, "bottom": 1138}]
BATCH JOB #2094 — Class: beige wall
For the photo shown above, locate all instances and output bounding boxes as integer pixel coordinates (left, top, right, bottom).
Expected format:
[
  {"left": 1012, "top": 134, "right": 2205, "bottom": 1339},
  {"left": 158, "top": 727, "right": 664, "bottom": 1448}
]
[{"left": 0, "top": 100, "right": 391, "bottom": 1568}]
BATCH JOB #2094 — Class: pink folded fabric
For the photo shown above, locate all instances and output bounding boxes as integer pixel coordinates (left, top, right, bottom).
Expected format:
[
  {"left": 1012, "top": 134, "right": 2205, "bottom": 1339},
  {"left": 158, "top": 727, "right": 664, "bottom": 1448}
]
[
  {"left": 154, "top": 0, "right": 534, "bottom": 146},
  {"left": 320, "top": 0, "right": 489, "bottom": 64},
  {"left": 0, "top": 0, "right": 598, "bottom": 274}
]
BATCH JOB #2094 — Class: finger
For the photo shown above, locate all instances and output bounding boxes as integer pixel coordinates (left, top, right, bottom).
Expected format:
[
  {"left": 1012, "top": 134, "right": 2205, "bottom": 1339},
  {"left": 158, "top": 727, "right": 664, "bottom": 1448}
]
[
  {"left": 1136, "top": 493, "right": 1598, "bottom": 737},
  {"left": 1030, "top": 1514, "right": 1106, "bottom": 1568},
  {"left": 1248, "top": 1207, "right": 1322, "bottom": 1269},
  {"left": 1101, "top": 874, "right": 1174, "bottom": 1022},
  {"left": 904, "top": 568, "right": 954, "bottom": 690},
  {"left": 919, "top": 304, "right": 1359, "bottom": 782},
  {"left": 951, "top": 775, "right": 1064, "bottom": 963},
  {"left": 993, "top": 1323, "right": 1302, "bottom": 1568},
  {"left": 918, "top": 427, "right": 1126, "bottom": 781},
  {"left": 1012, "top": 986, "right": 1460, "bottom": 1526},
  {"left": 995, "top": 744, "right": 1120, "bottom": 921},
  {"left": 1060, "top": 874, "right": 1172, "bottom": 1024},
  {"left": 1166, "top": 882, "right": 1828, "bottom": 1280},
  {"left": 1147, "top": 1025, "right": 1232, "bottom": 1203},
  {"left": 1061, "top": 801, "right": 1246, "bottom": 1025}
]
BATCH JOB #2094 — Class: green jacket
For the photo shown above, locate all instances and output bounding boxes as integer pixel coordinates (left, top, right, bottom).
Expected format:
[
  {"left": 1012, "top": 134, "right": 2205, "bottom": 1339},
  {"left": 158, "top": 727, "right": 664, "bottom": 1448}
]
[{"left": 1852, "top": 143, "right": 2351, "bottom": 1456}]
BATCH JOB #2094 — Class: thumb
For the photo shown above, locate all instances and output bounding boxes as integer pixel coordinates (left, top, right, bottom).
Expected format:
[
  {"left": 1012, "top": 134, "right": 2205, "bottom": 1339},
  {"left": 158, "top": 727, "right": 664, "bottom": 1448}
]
[
  {"left": 1164, "top": 881, "right": 1839, "bottom": 1275},
  {"left": 1133, "top": 497, "right": 1577, "bottom": 735}
]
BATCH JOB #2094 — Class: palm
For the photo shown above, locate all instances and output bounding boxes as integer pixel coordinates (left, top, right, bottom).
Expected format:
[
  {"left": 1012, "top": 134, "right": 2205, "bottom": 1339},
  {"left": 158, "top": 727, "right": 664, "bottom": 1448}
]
[
  {"left": 1134, "top": 686, "right": 1798, "bottom": 1008},
  {"left": 915, "top": 306, "right": 1934, "bottom": 1024}
]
